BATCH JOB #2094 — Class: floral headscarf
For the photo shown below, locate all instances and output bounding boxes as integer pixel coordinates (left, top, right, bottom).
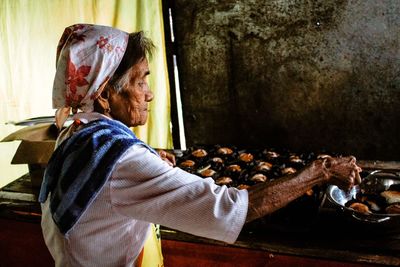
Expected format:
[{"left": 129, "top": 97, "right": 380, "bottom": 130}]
[{"left": 52, "top": 24, "right": 128, "bottom": 129}]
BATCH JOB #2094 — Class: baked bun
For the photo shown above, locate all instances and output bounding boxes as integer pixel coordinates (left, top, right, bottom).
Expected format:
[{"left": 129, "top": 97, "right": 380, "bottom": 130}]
[
  {"left": 255, "top": 161, "right": 272, "bottom": 172},
  {"left": 239, "top": 153, "right": 254, "bottom": 163},
  {"left": 192, "top": 148, "right": 208, "bottom": 158},
  {"left": 380, "top": 190, "right": 400, "bottom": 204},
  {"left": 349, "top": 202, "right": 371, "bottom": 215},
  {"left": 199, "top": 168, "right": 216, "bottom": 178},
  {"left": 215, "top": 176, "right": 233, "bottom": 186},
  {"left": 217, "top": 147, "right": 233, "bottom": 155},
  {"left": 250, "top": 173, "right": 267, "bottom": 183},
  {"left": 385, "top": 203, "right": 400, "bottom": 214},
  {"left": 237, "top": 184, "right": 251, "bottom": 190},
  {"left": 180, "top": 160, "right": 195, "bottom": 168},
  {"left": 282, "top": 167, "right": 297, "bottom": 175}
]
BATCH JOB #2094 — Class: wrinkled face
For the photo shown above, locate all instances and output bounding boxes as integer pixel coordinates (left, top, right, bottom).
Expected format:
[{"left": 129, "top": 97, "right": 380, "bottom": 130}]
[{"left": 109, "top": 58, "right": 153, "bottom": 127}]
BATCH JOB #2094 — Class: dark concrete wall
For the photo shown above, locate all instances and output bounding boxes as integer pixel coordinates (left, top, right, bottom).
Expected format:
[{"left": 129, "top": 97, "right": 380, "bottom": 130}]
[{"left": 173, "top": 0, "right": 400, "bottom": 160}]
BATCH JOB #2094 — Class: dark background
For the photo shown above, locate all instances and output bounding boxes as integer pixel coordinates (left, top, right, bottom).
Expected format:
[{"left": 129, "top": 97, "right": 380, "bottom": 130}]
[{"left": 170, "top": 0, "right": 400, "bottom": 160}]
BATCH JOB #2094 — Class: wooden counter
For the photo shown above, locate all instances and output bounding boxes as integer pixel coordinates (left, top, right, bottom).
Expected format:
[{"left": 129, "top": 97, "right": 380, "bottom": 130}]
[
  {"left": 1, "top": 163, "right": 399, "bottom": 266},
  {"left": 160, "top": 218, "right": 400, "bottom": 266}
]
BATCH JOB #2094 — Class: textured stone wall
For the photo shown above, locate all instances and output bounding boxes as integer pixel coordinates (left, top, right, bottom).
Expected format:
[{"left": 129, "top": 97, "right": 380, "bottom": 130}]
[{"left": 173, "top": 0, "right": 400, "bottom": 160}]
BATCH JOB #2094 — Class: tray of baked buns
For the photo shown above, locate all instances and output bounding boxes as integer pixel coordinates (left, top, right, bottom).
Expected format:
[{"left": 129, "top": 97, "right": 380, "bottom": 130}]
[{"left": 174, "top": 145, "right": 400, "bottom": 233}]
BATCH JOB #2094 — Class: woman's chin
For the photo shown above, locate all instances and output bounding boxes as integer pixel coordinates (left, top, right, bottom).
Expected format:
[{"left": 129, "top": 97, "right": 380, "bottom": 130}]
[{"left": 131, "top": 119, "right": 148, "bottom": 127}]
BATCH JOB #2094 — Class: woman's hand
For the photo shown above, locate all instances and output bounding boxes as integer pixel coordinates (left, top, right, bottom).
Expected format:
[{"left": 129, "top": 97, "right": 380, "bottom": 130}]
[
  {"left": 246, "top": 155, "right": 362, "bottom": 223},
  {"left": 323, "top": 156, "right": 362, "bottom": 190},
  {"left": 157, "top": 150, "right": 176, "bottom": 167}
]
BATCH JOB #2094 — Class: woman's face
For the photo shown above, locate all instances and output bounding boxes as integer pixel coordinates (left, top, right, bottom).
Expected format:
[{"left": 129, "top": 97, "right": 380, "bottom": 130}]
[{"left": 109, "top": 58, "right": 153, "bottom": 127}]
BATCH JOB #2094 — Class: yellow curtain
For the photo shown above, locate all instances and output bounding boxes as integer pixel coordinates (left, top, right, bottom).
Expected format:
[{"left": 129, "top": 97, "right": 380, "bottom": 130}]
[
  {"left": 0, "top": 0, "right": 172, "bottom": 147},
  {"left": 0, "top": 0, "right": 172, "bottom": 187}
]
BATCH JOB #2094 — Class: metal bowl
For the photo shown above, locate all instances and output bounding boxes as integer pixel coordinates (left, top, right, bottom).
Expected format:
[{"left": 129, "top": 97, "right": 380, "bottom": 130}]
[{"left": 326, "top": 170, "right": 400, "bottom": 230}]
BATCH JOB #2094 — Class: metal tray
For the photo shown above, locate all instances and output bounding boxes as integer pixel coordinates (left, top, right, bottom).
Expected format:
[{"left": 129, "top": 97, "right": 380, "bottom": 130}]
[{"left": 326, "top": 170, "right": 400, "bottom": 231}]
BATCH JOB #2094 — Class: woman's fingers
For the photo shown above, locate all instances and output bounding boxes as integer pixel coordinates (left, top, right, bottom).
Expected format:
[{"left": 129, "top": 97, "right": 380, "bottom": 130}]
[
  {"left": 327, "top": 156, "right": 362, "bottom": 188},
  {"left": 165, "top": 152, "right": 176, "bottom": 166},
  {"left": 158, "top": 150, "right": 176, "bottom": 166}
]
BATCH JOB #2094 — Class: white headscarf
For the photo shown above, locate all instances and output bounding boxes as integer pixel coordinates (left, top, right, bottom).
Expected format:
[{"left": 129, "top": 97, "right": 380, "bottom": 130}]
[{"left": 52, "top": 24, "right": 128, "bottom": 129}]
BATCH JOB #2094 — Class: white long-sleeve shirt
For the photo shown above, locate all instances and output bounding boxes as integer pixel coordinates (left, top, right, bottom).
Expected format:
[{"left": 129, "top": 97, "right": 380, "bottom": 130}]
[{"left": 41, "top": 112, "right": 248, "bottom": 267}]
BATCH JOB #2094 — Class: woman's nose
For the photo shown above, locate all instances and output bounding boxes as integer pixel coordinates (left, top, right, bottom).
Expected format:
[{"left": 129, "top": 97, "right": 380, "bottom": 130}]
[{"left": 146, "top": 90, "right": 154, "bottom": 102}]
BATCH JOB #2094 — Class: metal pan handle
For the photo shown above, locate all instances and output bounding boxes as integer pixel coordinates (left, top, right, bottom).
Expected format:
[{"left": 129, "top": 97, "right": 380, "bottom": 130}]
[
  {"left": 367, "top": 169, "right": 400, "bottom": 179},
  {"left": 351, "top": 213, "right": 390, "bottom": 223}
]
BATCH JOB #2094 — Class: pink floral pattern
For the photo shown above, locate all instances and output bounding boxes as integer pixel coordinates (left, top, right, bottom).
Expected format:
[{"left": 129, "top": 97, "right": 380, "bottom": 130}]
[
  {"left": 57, "top": 25, "right": 87, "bottom": 61},
  {"left": 97, "top": 36, "right": 109, "bottom": 48},
  {"left": 65, "top": 92, "right": 84, "bottom": 107},
  {"left": 52, "top": 24, "right": 128, "bottom": 127},
  {"left": 66, "top": 57, "right": 91, "bottom": 94}
]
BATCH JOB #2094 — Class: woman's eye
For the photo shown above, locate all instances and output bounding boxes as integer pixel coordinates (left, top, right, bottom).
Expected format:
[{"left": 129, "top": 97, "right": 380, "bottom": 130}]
[{"left": 138, "top": 81, "right": 147, "bottom": 89}]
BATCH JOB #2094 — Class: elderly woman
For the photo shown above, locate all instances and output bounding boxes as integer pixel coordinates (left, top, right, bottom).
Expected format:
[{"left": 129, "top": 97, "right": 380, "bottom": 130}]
[{"left": 39, "top": 24, "right": 362, "bottom": 267}]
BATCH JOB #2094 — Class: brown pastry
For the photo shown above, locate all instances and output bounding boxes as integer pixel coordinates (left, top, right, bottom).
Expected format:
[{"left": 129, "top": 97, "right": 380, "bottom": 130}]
[
  {"left": 349, "top": 202, "right": 371, "bottom": 214},
  {"left": 199, "top": 168, "right": 216, "bottom": 178},
  {"left": 385, "top": 203, "right": 400, "bottom": 214},
  {"left": 237, "top": 184, "right": 251, "bottom": 190},
  {"left": 264, "top": 150, "right": 280, "bottom": 159},
  {"left": 250, "top": 173, "right": 267, "bottom": 183},
  {"left": 282, "top": 167, "right": 297, "bottom": 175},
  {"left": 305, "top": 189, "right": 314, "bottom": 197},
  {"left": 217, "top": 147, "right": 233, "bottom": 155},
  {"left": 226, "top": 164, "right": 242, "bottom": 173},
  {"left": 239, "top": 153, "right": 254, "bottom": 163},
  {"left": 255, "top": 161, "right": 272, "bottom": 172},
  {"left": 215, "top": 176, "right": 233, "bottom": 186},
  {"left": 289, "top": 155, "right": 303, "bottom": 164},
  {"left": 192, "top": 148, "right": 208, "bottom": 158},
  {"left": 212, "top": 157, "right": 224, "bottom": 164},
  {"left": 180, "top": 160, "right": 195, "bottom": 168},
  {"left": 380, "top": 190, "right": 400, "bottom": 204}
]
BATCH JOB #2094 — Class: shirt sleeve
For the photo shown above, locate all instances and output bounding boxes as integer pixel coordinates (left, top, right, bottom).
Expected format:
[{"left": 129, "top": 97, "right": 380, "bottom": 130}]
[{"left": 109, "top": 144, "right": 248, "bottom": 244}]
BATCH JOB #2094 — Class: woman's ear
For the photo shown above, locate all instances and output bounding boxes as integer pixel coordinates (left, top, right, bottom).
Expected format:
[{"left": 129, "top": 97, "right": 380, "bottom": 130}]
[{"left": 94, "top": 85, "right": 112, "bottom": 115}]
